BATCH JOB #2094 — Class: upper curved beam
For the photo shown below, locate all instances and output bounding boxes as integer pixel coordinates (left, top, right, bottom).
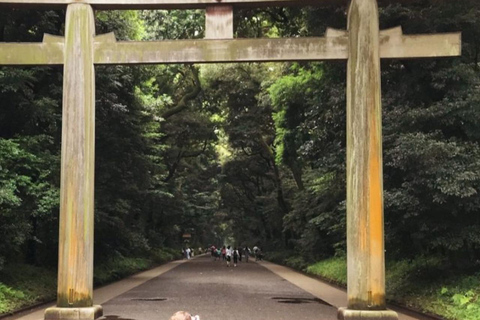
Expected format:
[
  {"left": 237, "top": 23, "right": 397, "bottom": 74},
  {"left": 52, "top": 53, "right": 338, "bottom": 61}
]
[
  {"left": 0, "top": 0, "right": 441, "bottom": 10},
  {"left": 0, "top": 0, "right": 339, "bottom": 9}
]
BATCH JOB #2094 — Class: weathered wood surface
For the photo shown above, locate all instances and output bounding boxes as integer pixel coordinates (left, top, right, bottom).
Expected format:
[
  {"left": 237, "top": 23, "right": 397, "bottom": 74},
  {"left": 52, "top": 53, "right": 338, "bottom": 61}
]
[
  {"left": 0, "top": 34, "right": 63, "bottom": 65},
  {"left": 0, "top": 43, "right": 63, "bottom": 65},
  {"left": 379, "top": 27, "right": 461, "bottom": 58},
  {"left": 0, "top": 0, "right": 337, "bottom": 9},
  {"left": 57, "top": 3, "right": 96, "bottom": 309},
  {"left": 0, "top": 0, "right": 448, "bottom": 9},
  {"left": 92, "top": 32, "right": 459, "bottom": 65},
  {"left": 0, "top": 30, "right": 459, "bottom": 66},
  {"left": 346, "top": 0, "right": 390, "bottom": 313},
  {"left": 205, "top": 5, "right": 233, "bottom": 39},
  {"left": 93, "top": 36, "right": 349, "bottom": 64}
]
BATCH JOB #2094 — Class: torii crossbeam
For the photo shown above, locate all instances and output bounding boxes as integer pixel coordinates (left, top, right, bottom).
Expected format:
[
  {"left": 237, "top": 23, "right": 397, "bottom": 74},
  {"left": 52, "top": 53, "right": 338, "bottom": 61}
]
[
  {"left": 0, "top": 0, "right": 436, "bottom": 9},
  {"left": 0, "top": 0, "right": 461, "bottom": 320}
]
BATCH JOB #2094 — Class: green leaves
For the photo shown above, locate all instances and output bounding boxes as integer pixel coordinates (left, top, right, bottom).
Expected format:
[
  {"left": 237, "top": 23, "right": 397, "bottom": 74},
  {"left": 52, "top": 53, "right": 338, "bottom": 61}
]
[
  {"left": 141, "top": 10, "right": 205, "bottom": 40},
  {"left": 0, "top": 137, "right": 59, "bottom": 267},
  {"left": 433, "top": 280, "right": 480, "bottom": 320}
]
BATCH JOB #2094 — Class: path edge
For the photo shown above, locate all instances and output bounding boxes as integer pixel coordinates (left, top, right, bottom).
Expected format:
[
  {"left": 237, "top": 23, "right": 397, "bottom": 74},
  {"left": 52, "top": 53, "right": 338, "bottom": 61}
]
[
  {"left": 0, "top": 255, "right": 203, "bottom": 320},
  {"left": 256, "top": 260, "right": 446, "bottom": 320}
]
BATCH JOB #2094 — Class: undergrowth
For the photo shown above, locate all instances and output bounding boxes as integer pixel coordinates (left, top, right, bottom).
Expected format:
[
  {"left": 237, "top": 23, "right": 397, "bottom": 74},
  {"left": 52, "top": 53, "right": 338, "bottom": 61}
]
[
  {"left": 303, "top": 256, "right": 480, "bottom": 320},
  {"left": 0, "top": 248, "right": 180, "bottom": 315}
]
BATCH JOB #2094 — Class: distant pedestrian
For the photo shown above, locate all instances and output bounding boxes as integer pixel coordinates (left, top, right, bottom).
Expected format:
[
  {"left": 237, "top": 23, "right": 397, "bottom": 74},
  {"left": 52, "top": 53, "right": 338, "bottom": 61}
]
[
  {"left": 216, "top": 248, "right": 221, "bottom": 261},
  {"left": 186, "top": 247, "right": 191, "bottom": 260},
  {"left": 244, "top": 246, "right": 250, "bottom": 262},
  {"left": 256, "top": 249, "right": 263, "bottom": 261},
  {"left": 210, "top": 245, "right": 216, "bottom": 260},
  {"left": 233, "top": 247, "right": 239, "bottom": 267},
  {"left": 221, "top": 246, "right": 226, "bottom": 261},
  {"left": 253, "top": 246, "right": 261, "bottom": 261},
  {"left": 238, "top": 247, "right": 243, "bottom": 262},
  {"left": 226, "top": 245, "right": 232, "bottom": 267}
]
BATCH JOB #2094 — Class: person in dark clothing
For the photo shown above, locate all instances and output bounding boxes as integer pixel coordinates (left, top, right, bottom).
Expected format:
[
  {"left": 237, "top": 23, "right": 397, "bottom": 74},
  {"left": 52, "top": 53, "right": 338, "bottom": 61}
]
[
  {"left": 221, "top": 246, "right": 226, "bottom": 261},
  {"left": 233, "top": 247, "right": 239, "bottom": 267},
  {"left": 244, "top": 246, "right": 250, "bottom": 262}
]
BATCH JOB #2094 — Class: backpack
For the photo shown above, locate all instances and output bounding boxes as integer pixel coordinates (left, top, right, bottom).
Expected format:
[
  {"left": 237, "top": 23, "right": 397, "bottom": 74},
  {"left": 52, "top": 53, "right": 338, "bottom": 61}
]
[{"left": 233, "top": 250, "right": 238, "bottom": 258}]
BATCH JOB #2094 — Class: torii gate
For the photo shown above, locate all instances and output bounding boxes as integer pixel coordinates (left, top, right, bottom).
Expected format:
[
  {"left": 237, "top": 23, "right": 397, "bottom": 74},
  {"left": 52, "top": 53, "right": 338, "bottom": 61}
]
[{"left": 0, "top": 0, "right": 460, "bottom": 319}]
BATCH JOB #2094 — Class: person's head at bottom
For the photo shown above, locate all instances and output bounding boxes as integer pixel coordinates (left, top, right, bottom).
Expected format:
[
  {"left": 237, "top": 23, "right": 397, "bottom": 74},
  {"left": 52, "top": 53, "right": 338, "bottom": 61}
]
[{"left": 169, "top": 311, "right": 200, "bottom": 320}]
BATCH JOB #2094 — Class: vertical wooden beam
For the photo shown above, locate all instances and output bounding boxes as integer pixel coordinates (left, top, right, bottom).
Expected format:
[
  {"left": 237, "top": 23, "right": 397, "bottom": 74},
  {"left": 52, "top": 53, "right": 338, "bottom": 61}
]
[
  {"left": 346, "top": 0, "right": 384, "bottom": 309},
  {"left": 45, "top": 3, "right": 102, "bottom": 320},
  {"left": 58, "top": 2, "right": 96, "bottom": 308},
  {"left": 205, "top": 5, "right": 233, "bottom": 39},
  {"left": 339, "top": 0, "right": 397, "bottom": 319}
]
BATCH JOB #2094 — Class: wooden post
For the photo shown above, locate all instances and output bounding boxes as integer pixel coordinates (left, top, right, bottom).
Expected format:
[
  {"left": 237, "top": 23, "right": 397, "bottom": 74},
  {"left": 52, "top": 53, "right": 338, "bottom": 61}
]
[
  {"left": 58, "top": 3, "right": 95, "bottom": 307},
  {"left": 44, "top": 3, "right": 102, "bottom": 319},
  {"left": 339, "top": 0, "right": 397, "bottom": 319},
  {"left": 205, "top": 5, "right": 233, "bottom": 39}
]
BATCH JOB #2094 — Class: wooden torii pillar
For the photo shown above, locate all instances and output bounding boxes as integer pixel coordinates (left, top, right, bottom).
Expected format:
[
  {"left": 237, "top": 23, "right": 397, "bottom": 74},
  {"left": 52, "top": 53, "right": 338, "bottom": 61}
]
[{"left": 0, "top": 0, "right": 461, "bottom": 319}]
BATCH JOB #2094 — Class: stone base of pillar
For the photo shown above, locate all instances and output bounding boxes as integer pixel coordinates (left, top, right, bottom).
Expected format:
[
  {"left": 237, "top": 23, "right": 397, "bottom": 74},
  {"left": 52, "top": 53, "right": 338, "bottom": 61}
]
[
  {"left": 45, "top": 305, "right": 103, "bottom": 320},
  {"left": 338, "top": 307, "right": 398, "bottom": 320}
]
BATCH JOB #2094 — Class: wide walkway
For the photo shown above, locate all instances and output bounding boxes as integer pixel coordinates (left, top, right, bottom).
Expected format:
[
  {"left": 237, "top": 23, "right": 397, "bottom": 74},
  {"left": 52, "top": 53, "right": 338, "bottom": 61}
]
[
  {"left": 6, "top": 255, "right": 425, "bottom": 320},
  {"left": 100, "top": 255, "right": 337, "bottom": 320}
]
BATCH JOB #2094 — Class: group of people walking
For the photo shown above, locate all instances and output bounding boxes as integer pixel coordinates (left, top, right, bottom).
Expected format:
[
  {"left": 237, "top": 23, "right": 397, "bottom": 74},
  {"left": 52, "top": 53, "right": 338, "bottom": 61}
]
[
  {"left": 182, "top": 247, "right": 195, "bottom": 260},
  {"left": 209, "top": 245, "right": 263, "bottom": 267}
]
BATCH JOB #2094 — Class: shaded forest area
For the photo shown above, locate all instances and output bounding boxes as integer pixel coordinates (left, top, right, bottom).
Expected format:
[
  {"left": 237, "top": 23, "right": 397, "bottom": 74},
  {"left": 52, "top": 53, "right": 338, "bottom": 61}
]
[{"left": 1, "top": 1, "right": 480, "bottom": 318}]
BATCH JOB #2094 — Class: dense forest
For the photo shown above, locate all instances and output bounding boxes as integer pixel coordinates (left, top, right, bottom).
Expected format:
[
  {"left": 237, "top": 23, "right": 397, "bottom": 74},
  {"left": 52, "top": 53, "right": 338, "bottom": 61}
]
[{"left": 0, "top": 1, "right": 480, "bottom": 319}]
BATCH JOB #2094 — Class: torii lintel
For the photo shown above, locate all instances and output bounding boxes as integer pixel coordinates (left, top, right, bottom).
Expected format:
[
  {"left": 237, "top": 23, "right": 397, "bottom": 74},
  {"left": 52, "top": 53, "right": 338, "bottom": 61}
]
[
  {"left": 0, "top": 0, "right": 451, "bottom": 9},
  {"left": 0, "top": 0, "right": 340, "bottom": 9},
  {"left": 0, "top": 27, "right": 461, "bottom": 66}
]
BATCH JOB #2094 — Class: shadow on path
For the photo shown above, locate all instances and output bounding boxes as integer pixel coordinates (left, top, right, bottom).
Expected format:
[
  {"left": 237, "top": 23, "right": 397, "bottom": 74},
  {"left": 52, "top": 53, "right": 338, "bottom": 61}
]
[
  {"left": 102, "top": 315, "right": 136, "bottom": 320},
  {"left": 271, "top": 297, "right": 332, "bottom": 306}
]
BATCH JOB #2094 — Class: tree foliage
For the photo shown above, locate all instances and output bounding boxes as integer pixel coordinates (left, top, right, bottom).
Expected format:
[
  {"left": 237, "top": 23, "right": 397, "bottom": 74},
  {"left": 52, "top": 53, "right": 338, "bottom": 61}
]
[{"left": 0, "top": 1, "right": 479, "bottom": 278}]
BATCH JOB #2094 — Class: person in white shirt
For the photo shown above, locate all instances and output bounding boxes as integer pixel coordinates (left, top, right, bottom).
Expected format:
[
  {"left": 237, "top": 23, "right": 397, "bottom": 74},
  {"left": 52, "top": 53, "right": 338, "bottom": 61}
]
[
  {"left": 253, "top": 245, "right": 260, "bottom": 260},
  {"left": 186, "top": 247, "right": 191, "bottom": 259},
  {"left": 226, "top": 246, "right": 232, "bottom": 267},
  {"left": 233, "top": 247, "right": 239, "bottom": 267}
]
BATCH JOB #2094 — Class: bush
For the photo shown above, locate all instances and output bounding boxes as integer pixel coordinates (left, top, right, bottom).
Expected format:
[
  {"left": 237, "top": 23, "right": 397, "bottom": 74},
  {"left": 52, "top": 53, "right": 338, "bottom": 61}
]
[
  {"left": 151, "top": 247, "right": 182, "bottom": 263},
  {"left": 263, "top": 251, "right": 310, "bottom": 272},
  {"left": 264, "top": 251, "right": 293, "bottom": 265},
  {"left": 0, "top": 283, "right": 27, "bottom": 314},
  {"left": 306, "top": 257, "right": 347, "bottom": 285},
  {"left": 386, "top": 256, "right": 446, "bottom": 298},
  {"left": 285, "top": 256, "right": 308, "bottom": 270},
  {"left": 94, "top": 247, "right": 181, "bottom": 285},
  {"left": 436, "top": 283, "right": 480, "bottom": 320},
  {"left": 0, "top": 264, "right": 56, "bottom": 315},
  {"left": 94, "top": 256, "right": 153, "bottom": 286},
  {"left": 415, "top": 272, "right": 480, "bottom": 320},
  {"left": 304, "top": 255, "right": 480, "bottom": 320},
  {"left": 0, "top": 247, "right": 180, "bottom": 315}
]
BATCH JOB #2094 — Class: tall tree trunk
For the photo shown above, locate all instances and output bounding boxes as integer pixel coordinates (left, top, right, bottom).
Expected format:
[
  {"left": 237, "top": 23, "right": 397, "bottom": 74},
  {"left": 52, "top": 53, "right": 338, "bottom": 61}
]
[
  {"left": 259, "top": 138, "right": 289, "bottom": 214},
  {"left": 289, "top": 160, "right": 305, "bottom": 191}
]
